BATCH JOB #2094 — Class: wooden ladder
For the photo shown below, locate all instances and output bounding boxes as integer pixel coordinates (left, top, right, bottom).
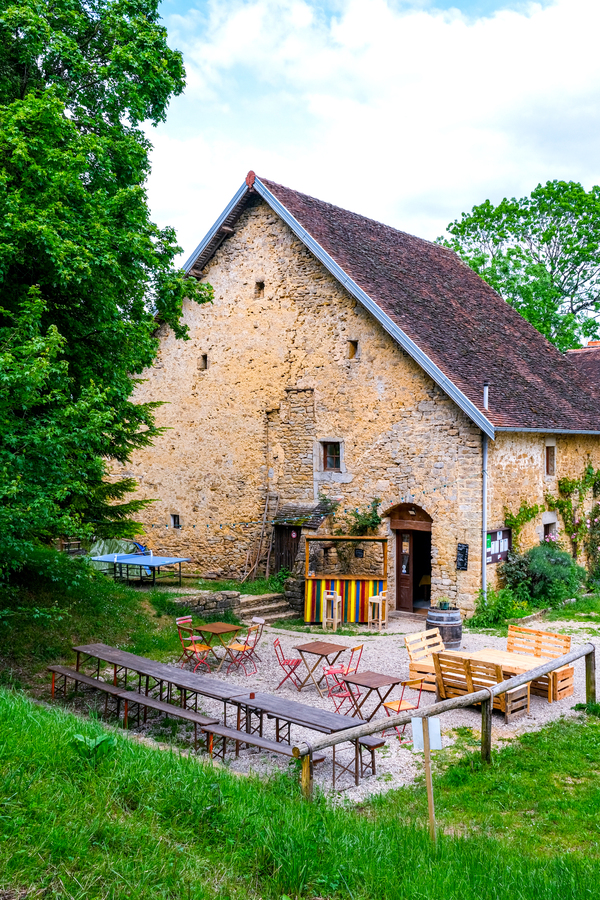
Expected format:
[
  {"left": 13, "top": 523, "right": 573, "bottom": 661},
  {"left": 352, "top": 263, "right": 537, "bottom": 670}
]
[{"left": 243, "top": 491, "right": 279, "bottom": 582}]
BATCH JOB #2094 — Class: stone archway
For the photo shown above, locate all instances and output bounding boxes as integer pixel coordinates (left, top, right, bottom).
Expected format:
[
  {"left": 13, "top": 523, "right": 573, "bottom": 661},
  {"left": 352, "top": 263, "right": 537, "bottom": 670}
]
[{"left": 386, "top": 504, "right": 432, "bottom": 614}]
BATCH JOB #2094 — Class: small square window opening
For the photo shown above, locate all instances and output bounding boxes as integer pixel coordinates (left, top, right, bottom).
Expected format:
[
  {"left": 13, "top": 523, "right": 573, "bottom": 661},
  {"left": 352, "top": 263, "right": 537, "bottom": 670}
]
[
  {"left": 255, "top": 281, "right": 265, "bottom": 298},
  {"left": 323, "top": 442, "right": 341, "bottom": 471},
  {"left": 171, "top": 514, "right": 181, "bottom": 529},
  {"left": 544, "top": 522, "right": 557, "bottom": 541},
  {"left": 347, "top": 340, "right": 359, "bottom": 359},
  {"left": 545, "top": 445, "right": 556, "bottom": 476},
  {"left": 198, "top": 354, "right": 208, "bottom": 371}
]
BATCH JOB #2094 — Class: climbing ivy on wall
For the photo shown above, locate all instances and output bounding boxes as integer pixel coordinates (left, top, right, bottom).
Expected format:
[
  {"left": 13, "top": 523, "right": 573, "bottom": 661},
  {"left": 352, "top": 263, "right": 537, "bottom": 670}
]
[
  {"left": 503, "top": 502, "right": 542, "bottom": 549},
  {"left": 546, "top": 463, "right": 600, "bottom": 558}
]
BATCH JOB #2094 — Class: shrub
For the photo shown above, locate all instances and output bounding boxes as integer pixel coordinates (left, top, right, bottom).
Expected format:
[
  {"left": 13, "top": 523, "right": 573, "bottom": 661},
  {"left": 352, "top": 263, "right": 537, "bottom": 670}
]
[
  {"left": 500, "top": 542, "right": 585, "bottom": 608},
  {"left": 468, "top": 587, "right": 530, "bottom": 628}
]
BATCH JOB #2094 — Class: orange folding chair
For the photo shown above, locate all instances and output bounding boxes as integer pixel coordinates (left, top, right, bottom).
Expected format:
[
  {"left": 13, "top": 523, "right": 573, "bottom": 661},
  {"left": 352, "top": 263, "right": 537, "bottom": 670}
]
[
  {"left": 226, "top": 624, "right": 260, "bottom": 676},
  {"left": 176, "top": 616, "right": 211, "bottom": 673},
  {"left": 382, "top": 678, "right": 424, "bottom": 741}
]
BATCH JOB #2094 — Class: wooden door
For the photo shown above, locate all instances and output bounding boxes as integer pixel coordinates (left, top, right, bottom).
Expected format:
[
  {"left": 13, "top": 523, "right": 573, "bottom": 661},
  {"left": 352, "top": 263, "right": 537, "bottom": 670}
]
[
  {"left": 273, "top": 526, "right": 301, "bottom": 573},
  {"left": 396, "top": 531, "right": 413, "bottom": 611}
]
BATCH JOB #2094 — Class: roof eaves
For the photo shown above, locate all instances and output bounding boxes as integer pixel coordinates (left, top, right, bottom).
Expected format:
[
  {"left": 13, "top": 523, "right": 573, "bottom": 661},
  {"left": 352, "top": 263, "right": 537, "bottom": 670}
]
[
  {"left": 183, "top": 181, "right": 250, "bottom": 275},
  {"left": 253, "top": 177, "right": 495, "bottom": 440},
  {"left": 495, "top": 427, "right": 600, "bottom": 435}
]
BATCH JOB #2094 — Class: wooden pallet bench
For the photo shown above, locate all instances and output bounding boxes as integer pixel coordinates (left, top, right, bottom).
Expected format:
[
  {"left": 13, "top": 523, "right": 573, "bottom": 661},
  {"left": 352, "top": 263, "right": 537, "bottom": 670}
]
[
  {"left": 433, "top": 652, "right": 530, "bottom": 723},
  {"left": 404, "top": 629, "right": 445, "bottom": 692},
  {"left": 507, "top": 625, "right": 574, "bottom": 702},
  {"left": 201, "top": 723, "right": 326, "bottom": 764},
  {"left": 48, "top": 665, "right": 124, "bottom": 715}
]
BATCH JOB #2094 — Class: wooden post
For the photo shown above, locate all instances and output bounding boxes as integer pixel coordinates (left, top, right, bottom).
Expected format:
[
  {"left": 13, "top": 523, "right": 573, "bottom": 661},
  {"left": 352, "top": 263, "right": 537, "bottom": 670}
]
[
  {"left": 586, "top": 647, "right": 596, "bottom": 705},
  {"left": 422, "top": 718, "right": 436, "bottom": 843},
  {"left": 481, "top": 696, "right": 492, "bottom": 764},
  {"left": 301, "top": 752, "right": 314, "bottom": 799}
]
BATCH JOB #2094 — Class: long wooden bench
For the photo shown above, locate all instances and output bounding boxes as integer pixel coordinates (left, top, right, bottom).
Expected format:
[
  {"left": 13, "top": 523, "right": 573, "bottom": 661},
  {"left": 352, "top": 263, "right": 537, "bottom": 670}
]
[
  {"left": 201, "top": 723, "right": 326, "bottom": 764},
  {"left": 405, "top": 629, "right": 445, "bottom": 692},
  {"left": 507, "top": 625, "right": 574, "bottom": 702},
  {"left": 119, "top": 690, "right": 218, "bottom": 750},
  {"left": 48, "top": 665, "right": 124, "bottom": 715},
  {"left": 433, "top": 652, "right": 530, "bottom": 723}
]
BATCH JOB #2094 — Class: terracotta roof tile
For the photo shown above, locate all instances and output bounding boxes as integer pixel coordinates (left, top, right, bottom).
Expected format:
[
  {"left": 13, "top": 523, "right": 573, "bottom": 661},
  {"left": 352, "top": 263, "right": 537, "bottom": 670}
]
[{"left": 260, "top": 178, "right": 600, "bottom": 433}]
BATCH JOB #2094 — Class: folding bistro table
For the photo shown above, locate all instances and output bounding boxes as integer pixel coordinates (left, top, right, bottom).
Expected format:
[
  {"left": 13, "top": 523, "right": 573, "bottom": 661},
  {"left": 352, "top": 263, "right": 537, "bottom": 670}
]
[
  {"left": 192, "top": 622, "right": 242, "bottom": 672},
  {"left": 343, "top": 671, "right": 404, "bottom": 720},
  {"left": 293, "top": 640, "right": 348, "bottom": 697}
]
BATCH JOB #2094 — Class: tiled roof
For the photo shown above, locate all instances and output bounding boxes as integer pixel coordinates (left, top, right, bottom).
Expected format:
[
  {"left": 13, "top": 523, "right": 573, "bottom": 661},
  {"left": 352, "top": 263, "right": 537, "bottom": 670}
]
[
  {"left": 273, "top": 502, "right": 330, "bottom": 530},
  {"left": 565, "top": 344, "right": 600, "bottom": 398},
  {"left": 187, "top": 174, "right": 600, "bottom": 434}
]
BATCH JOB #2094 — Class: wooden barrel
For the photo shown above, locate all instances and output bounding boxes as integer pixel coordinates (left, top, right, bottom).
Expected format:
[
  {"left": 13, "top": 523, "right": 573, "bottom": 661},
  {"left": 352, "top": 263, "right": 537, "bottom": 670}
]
[{"left": 426, "top": 608, "right": 462, "bottom": 650}]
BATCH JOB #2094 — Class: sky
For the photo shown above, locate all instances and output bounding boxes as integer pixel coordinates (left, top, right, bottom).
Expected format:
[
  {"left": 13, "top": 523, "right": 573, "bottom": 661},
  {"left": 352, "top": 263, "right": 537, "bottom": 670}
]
[{"left": 146, "top": 0, "right": 600, "bottom": 263}]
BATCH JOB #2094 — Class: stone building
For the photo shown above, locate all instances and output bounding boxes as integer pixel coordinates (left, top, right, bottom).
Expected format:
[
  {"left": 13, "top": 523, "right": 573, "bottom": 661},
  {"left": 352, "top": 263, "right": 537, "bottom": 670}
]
[{"left": 121, "top": 172, "right": 600, "bottom": 618}]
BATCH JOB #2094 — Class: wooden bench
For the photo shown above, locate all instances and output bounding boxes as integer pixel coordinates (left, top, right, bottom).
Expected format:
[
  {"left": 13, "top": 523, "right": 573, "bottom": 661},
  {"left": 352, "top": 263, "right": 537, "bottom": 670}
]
[
  {"left": 507, "top": 625, "right": 574, "bottom": 702},
  {"left": 332, "top": 734, "right": 387, "bottom": 787},
  {"left": 48, "top": 665, "right": 124, "bottom": 716},
  {"left": 118, "top": 690, "right": 218, "bottom": 750},
  {"left": 433, "top": 652, "right": 529, "bottom": 723},
  {"left": 201, "top": 723, "right": 326, "bottom": 764},
  {"left": 405, "top": 629, "right": 445, "bottom": 692}
]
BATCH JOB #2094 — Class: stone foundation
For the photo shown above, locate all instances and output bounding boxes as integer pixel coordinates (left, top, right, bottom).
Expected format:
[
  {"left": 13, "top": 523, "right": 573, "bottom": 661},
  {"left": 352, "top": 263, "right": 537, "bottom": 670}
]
[{"left": 169, "top": 590, "right": 242, "bottom": 617}]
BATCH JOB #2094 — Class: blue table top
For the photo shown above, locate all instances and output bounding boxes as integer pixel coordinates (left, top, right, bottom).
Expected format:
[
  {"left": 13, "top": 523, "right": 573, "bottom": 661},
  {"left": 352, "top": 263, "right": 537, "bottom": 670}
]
[{"left": 90, "top": 554, "right": 191, "bottom": 567}]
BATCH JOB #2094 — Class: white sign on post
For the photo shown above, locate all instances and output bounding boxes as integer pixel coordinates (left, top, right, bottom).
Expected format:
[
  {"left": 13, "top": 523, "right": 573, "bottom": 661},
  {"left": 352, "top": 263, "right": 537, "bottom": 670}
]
[{"left": 411, "top": 717, "right": 442, "bottom": 751}]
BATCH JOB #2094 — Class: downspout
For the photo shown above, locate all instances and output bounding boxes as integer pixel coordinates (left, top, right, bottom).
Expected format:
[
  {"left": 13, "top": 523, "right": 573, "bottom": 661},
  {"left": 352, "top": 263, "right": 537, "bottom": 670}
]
[{"left": 482, "top": 383, "right": 489, "bottom": 601}]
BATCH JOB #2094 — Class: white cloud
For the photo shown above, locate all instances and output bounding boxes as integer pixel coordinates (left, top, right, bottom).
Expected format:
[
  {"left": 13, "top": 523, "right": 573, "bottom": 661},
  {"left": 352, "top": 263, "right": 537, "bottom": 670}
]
[{"left": 147, "top": 0, "right": 600, "bottom": 261}]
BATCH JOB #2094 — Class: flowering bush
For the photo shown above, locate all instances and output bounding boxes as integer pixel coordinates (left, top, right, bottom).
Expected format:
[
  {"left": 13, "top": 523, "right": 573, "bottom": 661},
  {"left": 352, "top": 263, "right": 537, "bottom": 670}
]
[{"left": 500, "top": 543, "right": 585, "bottom": 608}]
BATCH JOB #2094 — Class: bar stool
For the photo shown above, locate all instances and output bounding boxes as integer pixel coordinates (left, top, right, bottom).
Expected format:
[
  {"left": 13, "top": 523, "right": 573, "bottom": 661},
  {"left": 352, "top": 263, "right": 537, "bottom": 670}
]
[
  {"left": 323, "top": 590, "right": 342, "bottom": 632},
  {"left": 367, "top": 590, "right": 387, "bottom": 631}
]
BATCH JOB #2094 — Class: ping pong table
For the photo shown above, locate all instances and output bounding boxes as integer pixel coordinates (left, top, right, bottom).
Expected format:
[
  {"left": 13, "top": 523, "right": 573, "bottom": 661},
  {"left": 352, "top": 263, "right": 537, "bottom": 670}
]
[{"left": 90, "top": 552, "right": 191, "bottom": 586}]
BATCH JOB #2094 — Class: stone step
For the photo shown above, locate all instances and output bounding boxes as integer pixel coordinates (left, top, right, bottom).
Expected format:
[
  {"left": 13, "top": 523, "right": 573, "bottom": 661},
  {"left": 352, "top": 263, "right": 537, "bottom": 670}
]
[
  {"left": 240, "top": 600, "right": 292, "bottom": 619},
  {"left": 238, "top": 593, "right": 284, "bottom": 613}
]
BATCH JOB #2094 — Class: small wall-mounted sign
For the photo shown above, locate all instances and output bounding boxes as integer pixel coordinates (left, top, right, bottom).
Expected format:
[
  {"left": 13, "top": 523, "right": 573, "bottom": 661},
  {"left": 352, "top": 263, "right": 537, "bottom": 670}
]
[
  {"left": 456, "top": 543, "right": 469, "bottom": 571},
  {"left": 354, "top": 548, "right": 365, "bottom": 558},
  {"left": 291, "top": 531, "right": 297, "bottom": 539},
  {"left": 486, "top": 529, "right": 511, "bottom": 564}
]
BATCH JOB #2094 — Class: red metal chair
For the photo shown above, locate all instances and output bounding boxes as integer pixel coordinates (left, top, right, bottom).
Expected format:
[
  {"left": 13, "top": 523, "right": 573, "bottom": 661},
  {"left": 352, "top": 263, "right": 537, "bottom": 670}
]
[
  {"left": 226, "top": 624, "right": 260, "bottom": 676},
  {"left": 176, "top": 616, "right": 211, "bottom": 673},
  {"left": 382, "top": 678, "right": 425, "bottom": 741},
  {"left": 323, "top": 667, "right": 354, "bottom": 714},
  {"left": 273, "top": 638, "right": 302, "bottom": 691}
]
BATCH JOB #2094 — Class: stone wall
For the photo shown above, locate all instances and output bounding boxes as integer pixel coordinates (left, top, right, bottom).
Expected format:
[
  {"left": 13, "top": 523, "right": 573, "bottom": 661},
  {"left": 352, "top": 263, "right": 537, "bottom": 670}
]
[
  {"left": 168, "top": 590, "right": 242, "bottom": 618},
  {"left": 117, "top": 195, "right": 600, "bottom": 616}
]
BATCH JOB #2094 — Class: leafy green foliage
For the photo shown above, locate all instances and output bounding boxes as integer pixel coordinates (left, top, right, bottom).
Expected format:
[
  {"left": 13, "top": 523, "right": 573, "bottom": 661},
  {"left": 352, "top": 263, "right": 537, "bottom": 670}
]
[
  {"left": 335, "top": 498, "right": 382, "bottom": 535},
  {"left": 546, "top": 463, "right": 600, "bottom": 560},
  {"left": 503, "top": 501, "right": 541, "bottom": 549},
  {"left": 71, "top": 733, "right": 116, "bottom": 767},
  {"left": 467, "top": 586, "right": 530, "bottom": 628},
  {"left": 585, "top": 502, "right": 600, "bottom": 582},
  {"left": 500, "top": 543, "right": 586, "bottom": 608},
  {"left": 0, "top": 0, "right": 212, "bottom": 563},
  {"left": 439, "top": 180, "right": 600, "bottom": 349}
]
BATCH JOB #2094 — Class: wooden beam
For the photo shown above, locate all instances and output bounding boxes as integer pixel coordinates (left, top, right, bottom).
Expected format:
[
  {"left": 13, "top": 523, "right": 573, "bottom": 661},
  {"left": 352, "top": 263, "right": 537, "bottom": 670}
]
[{"left": 586, "top": 646, "right": 596, "bottom": 704}]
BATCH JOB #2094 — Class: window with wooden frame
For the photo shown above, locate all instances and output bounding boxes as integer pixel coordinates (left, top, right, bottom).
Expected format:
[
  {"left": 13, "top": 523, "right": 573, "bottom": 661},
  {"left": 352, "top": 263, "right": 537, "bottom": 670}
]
[
  {"left": 545, "top": 445, "right": 556, "bottom": 476},
  {"left": 323, "top": 442, "right": 341, "bottom": 471}
]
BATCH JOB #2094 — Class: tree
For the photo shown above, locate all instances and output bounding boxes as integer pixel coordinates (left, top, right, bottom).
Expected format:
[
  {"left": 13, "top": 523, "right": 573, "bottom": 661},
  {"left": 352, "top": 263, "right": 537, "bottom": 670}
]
[
  {"left": 439, "top": 181, "right": 600, "bottom": 351},
  {"left": 0, "top": 0, "right": 211, "bottom": 566}
]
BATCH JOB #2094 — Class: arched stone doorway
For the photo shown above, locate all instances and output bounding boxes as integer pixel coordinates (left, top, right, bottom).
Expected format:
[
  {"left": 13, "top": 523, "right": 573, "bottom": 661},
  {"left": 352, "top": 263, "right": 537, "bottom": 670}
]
[{"left": 387, "top": 504, "right": 432, "bottom": 614}]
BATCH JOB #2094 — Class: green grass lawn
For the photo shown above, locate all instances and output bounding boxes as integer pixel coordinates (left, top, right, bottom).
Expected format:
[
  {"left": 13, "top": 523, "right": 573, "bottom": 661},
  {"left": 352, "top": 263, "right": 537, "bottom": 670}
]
[{"left": 1, "top": 689, "right": 600, "bottom": 900}]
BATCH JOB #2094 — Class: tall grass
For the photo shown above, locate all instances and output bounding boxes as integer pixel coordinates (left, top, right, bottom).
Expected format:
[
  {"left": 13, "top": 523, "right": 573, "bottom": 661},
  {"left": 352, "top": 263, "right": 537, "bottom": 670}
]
[{"left": 1, "top": 690, "right": 599, "bottom": 900}]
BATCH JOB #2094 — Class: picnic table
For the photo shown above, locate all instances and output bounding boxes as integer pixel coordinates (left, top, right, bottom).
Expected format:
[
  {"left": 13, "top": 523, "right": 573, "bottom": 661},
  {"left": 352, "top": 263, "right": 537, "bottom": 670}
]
[
  {"left": 191, "top": 622, "right": 243, "bottom": 672},
  {"left": 343, "top": 671, "right": 405, "bottom": 721},
  {"left": 293, "top": 640, "right": 349, "bottom": 696},
  {"left": 230, "top": 691, "right": 355, "bottom": 743},
  {"left": 73, "top": 643, "right": 253, "bottom": 721},
  {"left": 90, "top": 552, "right": 191, "bottom": 586}
]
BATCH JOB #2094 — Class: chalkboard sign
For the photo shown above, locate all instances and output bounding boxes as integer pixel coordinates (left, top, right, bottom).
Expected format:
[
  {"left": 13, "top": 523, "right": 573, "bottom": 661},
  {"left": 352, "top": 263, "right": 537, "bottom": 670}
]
[
  {"left": 456, "top": 543, "right": 469, "bottom": 571},
  {"left": 354, "top": 548, "right": 365, "bottom": 558}
]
